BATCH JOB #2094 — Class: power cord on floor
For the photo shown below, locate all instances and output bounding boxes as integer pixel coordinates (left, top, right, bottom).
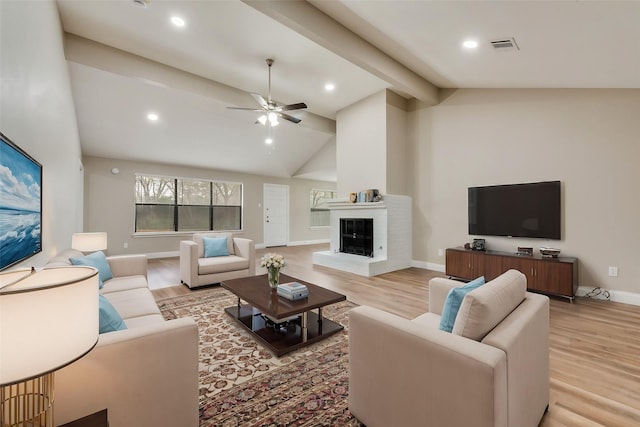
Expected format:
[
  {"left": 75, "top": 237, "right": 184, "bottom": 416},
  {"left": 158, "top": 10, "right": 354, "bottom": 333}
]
[{"left": 584, "top": 287, "right": 611, "bottom": 301}]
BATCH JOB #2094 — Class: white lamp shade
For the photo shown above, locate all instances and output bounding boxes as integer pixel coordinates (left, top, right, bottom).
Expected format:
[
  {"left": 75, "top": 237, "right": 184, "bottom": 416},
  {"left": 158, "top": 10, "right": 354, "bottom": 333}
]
[
  {"left": 0, "top": 267, "right": 100, "bottom": 386},
  {"left": 72, "top": 232, "right": 107, "bottom": 252}
]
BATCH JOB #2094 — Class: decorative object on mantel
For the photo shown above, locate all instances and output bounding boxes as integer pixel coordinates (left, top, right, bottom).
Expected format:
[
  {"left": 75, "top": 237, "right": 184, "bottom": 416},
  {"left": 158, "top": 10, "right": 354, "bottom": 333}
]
[
  {"left": 353, "top": 189, "right": 382, "bottom": 203},
  {"left": 517, "top": 247, "right": 533, "bottom": 256},
  {"left": 260, "top": 253, "right": 285, "bottom": 288},
  {"left": 539, "top": 247, "right": 561, "bottom": 258},
  {"left": 472, "top": 238, "right": 486, "bottom": 251}
]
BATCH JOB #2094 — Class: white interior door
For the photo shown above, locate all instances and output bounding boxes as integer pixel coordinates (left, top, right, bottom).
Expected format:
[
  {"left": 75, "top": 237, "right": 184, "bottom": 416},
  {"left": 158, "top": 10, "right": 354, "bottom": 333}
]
[{"left": 263, "top": 184, "right": 289, "bottom": 247}]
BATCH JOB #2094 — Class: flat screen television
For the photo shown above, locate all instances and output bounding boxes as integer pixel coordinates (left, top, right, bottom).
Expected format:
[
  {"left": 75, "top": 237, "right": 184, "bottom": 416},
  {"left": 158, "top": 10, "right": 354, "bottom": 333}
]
[
  {"left": 0, "top": 131, "right": 42, "bottom": 270},
  {"left": 468, "top": 181, "right": 561, "bottom": 240}
]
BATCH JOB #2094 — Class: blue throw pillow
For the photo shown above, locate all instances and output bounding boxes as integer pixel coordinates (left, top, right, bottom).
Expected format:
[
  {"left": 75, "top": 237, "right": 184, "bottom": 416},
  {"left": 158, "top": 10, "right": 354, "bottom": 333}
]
[
  {"left": 70, "top": 251, "right": 113, "bottom": 288},
  {"left": 203, "top": 236, "right": 229, "bottom": 258},
  {"left": 98, "top": 295, "right": 127, "bottom": 334},
  {"left": 439, "top": 276, "right": 485, "bottom": 333}
]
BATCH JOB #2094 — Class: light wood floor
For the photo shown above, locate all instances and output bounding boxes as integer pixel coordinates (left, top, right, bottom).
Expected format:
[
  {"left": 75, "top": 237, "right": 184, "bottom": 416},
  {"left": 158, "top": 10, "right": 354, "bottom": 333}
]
[{"left": 149, "top": 244, "right": 640, "bottom": 426}]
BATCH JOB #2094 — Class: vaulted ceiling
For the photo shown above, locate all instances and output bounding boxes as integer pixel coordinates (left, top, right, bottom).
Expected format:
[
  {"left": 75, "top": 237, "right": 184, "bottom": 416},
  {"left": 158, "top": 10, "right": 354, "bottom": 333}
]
[{"left": 57, "top": 0, "right": 640, "bottom": 182}]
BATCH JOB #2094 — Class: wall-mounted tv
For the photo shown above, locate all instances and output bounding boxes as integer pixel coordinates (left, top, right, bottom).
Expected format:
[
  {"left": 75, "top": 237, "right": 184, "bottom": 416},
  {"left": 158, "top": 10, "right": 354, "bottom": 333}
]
[
  {"left": 0, "top": 132, "right": 42, "bottom": 270},
  {"left": 468, "top": 180, "right": 561, "bottom": 240}
]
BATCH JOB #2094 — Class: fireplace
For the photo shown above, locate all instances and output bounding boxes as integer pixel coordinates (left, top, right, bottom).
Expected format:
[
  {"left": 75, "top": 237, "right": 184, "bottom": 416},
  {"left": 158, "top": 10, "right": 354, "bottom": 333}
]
[
  {"left": 312, "top": 195, "right": 412, "bottom": 277},
  {"left": 340, "top": 218, "right": 373, "bottom": 257}
]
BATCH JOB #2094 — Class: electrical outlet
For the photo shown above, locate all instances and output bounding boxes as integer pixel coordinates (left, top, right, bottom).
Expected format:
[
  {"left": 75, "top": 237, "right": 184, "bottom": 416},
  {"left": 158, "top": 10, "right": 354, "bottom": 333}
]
[
  {"left": 438, "top": 248, "right": 444, "bottom": 256},
  {"left": 123, "top": 242, "right": 128, "bottom": 249},
  {"left": 608, "top": 266, "right": 618, "bottom": 277}
]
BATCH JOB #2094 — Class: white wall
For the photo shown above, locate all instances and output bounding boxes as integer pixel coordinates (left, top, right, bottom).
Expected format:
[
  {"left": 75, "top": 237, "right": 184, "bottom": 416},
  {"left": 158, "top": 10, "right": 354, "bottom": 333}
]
[
  {"left": 336, "top": 91, "right": 387, "bottom": 196},
  {"left": 0, "top": 0, "right": 83, "bottom": 267},
  {"left": 386, "top": 93, "right": 408, "bottom": 195},
  {"left": 82, "top": 156, "right": 335, "bottom": 256},
  {"left": 409, "top": 89, "right": 640, "bottom": 295}
]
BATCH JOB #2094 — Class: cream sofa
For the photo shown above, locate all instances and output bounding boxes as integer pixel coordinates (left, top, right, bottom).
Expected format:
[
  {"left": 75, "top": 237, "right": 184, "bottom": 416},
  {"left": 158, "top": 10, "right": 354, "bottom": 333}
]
[
  {"left": 45, "top": 249, "right": 199, "bottom": 427},
  {"left": 180, "top": 232, "right": 255, "bottom": 288},
  {"left": 349, "top": 270, "right": 549, "bottom": 427}
]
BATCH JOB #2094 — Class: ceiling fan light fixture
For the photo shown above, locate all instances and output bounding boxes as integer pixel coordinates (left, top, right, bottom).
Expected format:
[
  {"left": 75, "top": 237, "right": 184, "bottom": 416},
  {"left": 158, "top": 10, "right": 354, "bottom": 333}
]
[
  {"left": 268, "top": 112, "right": 279, "bottom": 127},
  {"left": 257, "top": 115, "right": 267, "bottom": 125}
]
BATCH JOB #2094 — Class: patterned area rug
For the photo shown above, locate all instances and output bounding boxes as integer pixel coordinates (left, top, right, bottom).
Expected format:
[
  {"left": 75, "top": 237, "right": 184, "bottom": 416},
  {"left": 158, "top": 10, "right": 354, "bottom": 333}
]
[{"left": 157, "top": 286, "right": 363, "bottom": 426}]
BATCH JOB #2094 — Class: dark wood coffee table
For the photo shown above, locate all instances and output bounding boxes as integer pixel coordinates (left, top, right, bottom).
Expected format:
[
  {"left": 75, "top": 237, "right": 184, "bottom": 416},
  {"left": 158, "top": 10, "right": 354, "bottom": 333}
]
[{"left": 221, "top": 274, "right": 347, "bottom": 356}]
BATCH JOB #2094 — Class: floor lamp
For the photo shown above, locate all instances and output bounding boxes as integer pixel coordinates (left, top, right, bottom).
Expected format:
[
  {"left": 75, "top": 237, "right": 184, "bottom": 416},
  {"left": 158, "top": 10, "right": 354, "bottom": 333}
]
[{"left": 0, "top": 266, "right": 99, "bottom": 427}]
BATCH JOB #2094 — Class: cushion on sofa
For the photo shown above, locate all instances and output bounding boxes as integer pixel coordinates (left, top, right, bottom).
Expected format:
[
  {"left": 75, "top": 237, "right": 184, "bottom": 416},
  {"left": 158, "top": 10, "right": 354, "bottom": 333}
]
[
  {"left": 70, "top": 251, "right": 113, "bottom": 287},
  {"left": 203, "top": 236, "right": 229, "bottom": 257},
  {"left": 102, "top": 288, "right": 162, "bottom": 320},
  {"left": 452, "top": 269, "right": 527, "bottom": 341},
  {"left": 194, "top": 232, "right": 234, "bottom": 257},
  {"left": 123, "top": 314, "right": 166, "bottom": 329},
  {"left": 439, "top": 276, "right": 485, "bottom": 333},
  {"left": 100, "top": 275, "right": 149, "bottom": 294},
  {"left": 99, "top": 294, "right": 127, "bottom": 333},
  {"left": 198, "top": 255, "right": 249, "bottom": 275}
]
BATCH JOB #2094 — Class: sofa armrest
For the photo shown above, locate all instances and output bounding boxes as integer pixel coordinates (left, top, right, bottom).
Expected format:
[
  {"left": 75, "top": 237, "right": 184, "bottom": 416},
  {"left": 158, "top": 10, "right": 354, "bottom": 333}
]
[
  {"left": 233, "top": 237, "right": 255, "bottom": 275},
  {"left": 428, "top": 277, "right": 465, "bottom": 315},
  {"left": 180, "top": 240, "right": 199, "bottom": 287},
  {"left": 482, "top": 293, "right": 550, "bottom": 427},
  {"left": 55, "top": 317, "right": 199, "bottom": 427},
  {"left": 107, "top": 254, "right": 148, "bottom": 278},
  {"left": 349, "top": 306, "right": 507, "bottom": 427}
]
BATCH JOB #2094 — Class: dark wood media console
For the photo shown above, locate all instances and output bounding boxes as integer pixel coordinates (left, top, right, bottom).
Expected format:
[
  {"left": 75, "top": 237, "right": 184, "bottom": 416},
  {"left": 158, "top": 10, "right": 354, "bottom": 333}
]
[{"left": 445, "top": 247, "right": 578, "bottom": 299}]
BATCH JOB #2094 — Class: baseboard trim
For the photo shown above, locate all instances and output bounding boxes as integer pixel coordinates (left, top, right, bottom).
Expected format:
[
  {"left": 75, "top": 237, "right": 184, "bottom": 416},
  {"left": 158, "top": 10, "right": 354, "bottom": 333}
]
[
  {"left": 146, "top": 250, "right": 179, "bottom": 259},
  {"left": 288, "top": 239, "right": 330, "bottom": 247},
  {"left": 412, "top": 260, "right": 445, "bottom": 272},
  {"left": 577, "top": 286, "right": 640, "bottom": 307},
  {"left": 145, "top": 241, "right": 329, "bottom": 256}
]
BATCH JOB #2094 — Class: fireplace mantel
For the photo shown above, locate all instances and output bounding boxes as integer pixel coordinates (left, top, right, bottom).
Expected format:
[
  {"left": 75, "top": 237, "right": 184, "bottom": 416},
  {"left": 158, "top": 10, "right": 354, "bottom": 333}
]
[
  {"left": 313, "top": 195, "right": 412, "bottom": 277},
  {"left": 327, "top": 201, "right": 387, "bottom": 210}
]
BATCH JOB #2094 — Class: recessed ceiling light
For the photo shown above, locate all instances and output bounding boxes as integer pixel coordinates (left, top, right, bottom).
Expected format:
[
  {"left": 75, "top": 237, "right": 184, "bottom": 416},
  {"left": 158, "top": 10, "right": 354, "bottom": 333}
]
[
  {"left": 147, "top": 113, "right": 159, "bottom": 121},
  {"left": 463, "top": 40, "right": 478, "bottom": 49},
  {"left": 171, "top": 16, "right": 185, "bottom": 27},
  {"left": 324, "top": 83, "right": 335, "bottom": 91},
  {"left": 265, "top": 138, "right": 273, "bottom": 145}
]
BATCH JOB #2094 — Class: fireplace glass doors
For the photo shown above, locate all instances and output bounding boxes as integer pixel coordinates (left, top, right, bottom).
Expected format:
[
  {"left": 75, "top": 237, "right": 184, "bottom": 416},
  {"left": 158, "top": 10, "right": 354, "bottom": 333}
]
[{"left": 340, "top": 218, "right": 373, "bottom": 257}]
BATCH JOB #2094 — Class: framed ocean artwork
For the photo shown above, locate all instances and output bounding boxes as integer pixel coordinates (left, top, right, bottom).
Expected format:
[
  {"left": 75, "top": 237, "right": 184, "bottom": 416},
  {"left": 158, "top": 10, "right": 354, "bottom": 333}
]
[{"left": 0, "top": 131, "right": 42, "bottom": 270}]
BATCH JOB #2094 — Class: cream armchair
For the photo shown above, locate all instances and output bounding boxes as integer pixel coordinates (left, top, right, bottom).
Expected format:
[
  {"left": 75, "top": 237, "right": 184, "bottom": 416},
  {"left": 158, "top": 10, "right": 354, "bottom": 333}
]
[
  {"left": 349, "top": 270, "right": 549, "bottom": 427},
  {"left": 180, "top": 232, "right": 255, "bottom": 288}
]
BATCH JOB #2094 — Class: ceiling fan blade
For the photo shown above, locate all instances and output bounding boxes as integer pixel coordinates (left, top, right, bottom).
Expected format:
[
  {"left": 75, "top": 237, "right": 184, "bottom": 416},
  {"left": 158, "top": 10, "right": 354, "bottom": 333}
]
[
  {"left": 277, "top": 112, "right": 302, "bottom": 124},
  {"left": 282, "top": 102, "right": 307, "bottom": 111},
  {"left": 251, "top": 93, "right": 268, "bottom": 109},
  {"left": 226, "top": 107, "right": 263, "bottom": 111}
]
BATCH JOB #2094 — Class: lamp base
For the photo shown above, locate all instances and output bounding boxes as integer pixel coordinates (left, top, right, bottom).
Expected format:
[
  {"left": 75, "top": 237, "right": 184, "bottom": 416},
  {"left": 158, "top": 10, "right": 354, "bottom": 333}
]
[{"left": 1, "top": 373, "right": 54, "bottom": 427}]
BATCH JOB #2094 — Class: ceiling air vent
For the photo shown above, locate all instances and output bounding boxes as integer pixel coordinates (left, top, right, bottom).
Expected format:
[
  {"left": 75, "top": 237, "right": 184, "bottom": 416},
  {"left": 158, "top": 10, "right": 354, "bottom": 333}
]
[{"left": 490, "top": 37, "right": 519, "bottom": 52}]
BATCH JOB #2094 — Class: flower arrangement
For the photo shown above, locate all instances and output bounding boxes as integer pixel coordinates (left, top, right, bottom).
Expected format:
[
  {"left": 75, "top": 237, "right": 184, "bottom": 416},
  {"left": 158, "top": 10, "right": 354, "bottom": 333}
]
[
  {"left": 260, "top": 253, "right": 285, "bottom": 270},
  {"left": 261, "top": 253, "right": 285, "bottom": 288}
]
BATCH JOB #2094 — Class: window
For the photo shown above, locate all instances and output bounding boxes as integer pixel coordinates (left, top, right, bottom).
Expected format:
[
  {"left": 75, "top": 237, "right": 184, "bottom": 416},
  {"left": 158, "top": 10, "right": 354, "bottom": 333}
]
[
  {"left": 310, "top": 189, "right": 337, "bottom": 227},
  {"left": 135, "top": 174, "right": 242, "bottom": 233}
]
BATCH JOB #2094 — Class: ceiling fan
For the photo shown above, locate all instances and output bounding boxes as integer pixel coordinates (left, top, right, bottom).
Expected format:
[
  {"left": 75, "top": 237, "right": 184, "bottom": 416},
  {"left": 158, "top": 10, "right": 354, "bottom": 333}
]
[{"left": 227, "top": 58, "right": 307, "bottom": 126}]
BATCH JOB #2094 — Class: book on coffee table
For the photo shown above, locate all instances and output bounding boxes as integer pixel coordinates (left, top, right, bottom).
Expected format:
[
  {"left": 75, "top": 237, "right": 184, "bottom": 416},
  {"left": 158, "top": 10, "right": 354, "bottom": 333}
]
[{"left": 277, "top": 282, "right": 308, "bottom": 300}]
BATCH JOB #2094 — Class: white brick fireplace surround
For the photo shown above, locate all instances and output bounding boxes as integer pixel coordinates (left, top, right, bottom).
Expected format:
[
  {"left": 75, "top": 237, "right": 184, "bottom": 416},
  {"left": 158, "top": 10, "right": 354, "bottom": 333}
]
[{"left": 312, "top": 195, "right": 412, "bottom": 277}]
